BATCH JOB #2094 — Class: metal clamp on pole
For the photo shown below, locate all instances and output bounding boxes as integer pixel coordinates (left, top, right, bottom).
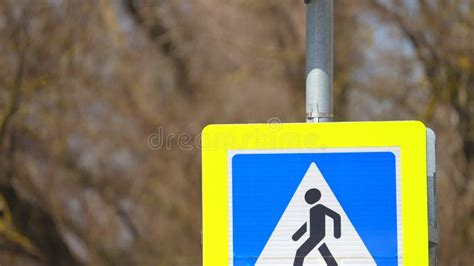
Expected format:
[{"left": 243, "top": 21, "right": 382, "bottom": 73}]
[
  {"left": 306, "top": 110, "right": 333, "bottom": 122},
  {"left": 305, "top": 0, "right": 333, "bottom": 123}
]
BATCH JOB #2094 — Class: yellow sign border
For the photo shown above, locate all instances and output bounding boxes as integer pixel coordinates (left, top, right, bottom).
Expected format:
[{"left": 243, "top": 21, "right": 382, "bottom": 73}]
[{"left": 202, "top": 121, "right": 428, "bottom": 265}]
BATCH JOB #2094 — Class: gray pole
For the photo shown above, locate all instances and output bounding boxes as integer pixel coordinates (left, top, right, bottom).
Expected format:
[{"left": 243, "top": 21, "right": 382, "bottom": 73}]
[
  {"left": 427, "top": 129, "right": 439, "bottom": 265},
  {"left": 305, "top": 0, "right": 333, "bottom": 123}
]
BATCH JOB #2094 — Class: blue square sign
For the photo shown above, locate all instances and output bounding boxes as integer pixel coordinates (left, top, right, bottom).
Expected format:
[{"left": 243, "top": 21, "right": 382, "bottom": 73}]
[{"left": 229, "top": 149, "right": 401, "bottom": 265}]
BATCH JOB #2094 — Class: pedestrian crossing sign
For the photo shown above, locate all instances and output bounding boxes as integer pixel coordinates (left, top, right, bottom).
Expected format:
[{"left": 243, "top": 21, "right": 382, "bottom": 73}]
[{"left": 202, "top": 121, "right": 428, "bottom": 265}]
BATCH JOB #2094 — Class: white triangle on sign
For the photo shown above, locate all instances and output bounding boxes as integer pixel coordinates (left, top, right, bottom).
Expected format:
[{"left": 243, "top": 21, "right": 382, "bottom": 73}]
[{"left": 255, "top": 162, "right": 376, "bottom": 266}]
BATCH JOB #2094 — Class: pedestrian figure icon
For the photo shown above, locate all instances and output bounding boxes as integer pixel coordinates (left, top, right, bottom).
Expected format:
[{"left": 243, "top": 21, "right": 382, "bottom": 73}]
[{"left": 292, "top": 188, "right": 341, "bottom": 266}]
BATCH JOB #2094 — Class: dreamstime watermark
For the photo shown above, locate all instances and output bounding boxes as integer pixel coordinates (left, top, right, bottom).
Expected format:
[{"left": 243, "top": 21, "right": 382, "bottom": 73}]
[
  {"left": 267, "top": 117, "right": 282, "bottom": 131},
  {"left": 147, "top": 127, "right": 201, "bottom": 151},
  {"left": 147, "top": 117, "right": 326, "bottom": 151}
]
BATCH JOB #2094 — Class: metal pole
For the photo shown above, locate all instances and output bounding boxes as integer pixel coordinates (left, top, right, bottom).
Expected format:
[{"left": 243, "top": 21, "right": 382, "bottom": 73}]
[
  {"left": 427, "top": 129, "right": 439, "bottom": 265},
  {"left": 305, "top": 0, "right": 333, "bottom": 123}
]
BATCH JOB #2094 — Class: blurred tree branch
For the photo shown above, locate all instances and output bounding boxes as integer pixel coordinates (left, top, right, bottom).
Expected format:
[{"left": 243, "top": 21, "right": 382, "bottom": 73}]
[{"left": 124, "top": 0, "right": 192, "bottom": 98}]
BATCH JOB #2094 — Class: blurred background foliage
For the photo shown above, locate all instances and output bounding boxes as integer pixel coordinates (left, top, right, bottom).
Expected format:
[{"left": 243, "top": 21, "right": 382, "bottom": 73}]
[{"left": 0, "top": 0, "right": 473, "bottom": 265}]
